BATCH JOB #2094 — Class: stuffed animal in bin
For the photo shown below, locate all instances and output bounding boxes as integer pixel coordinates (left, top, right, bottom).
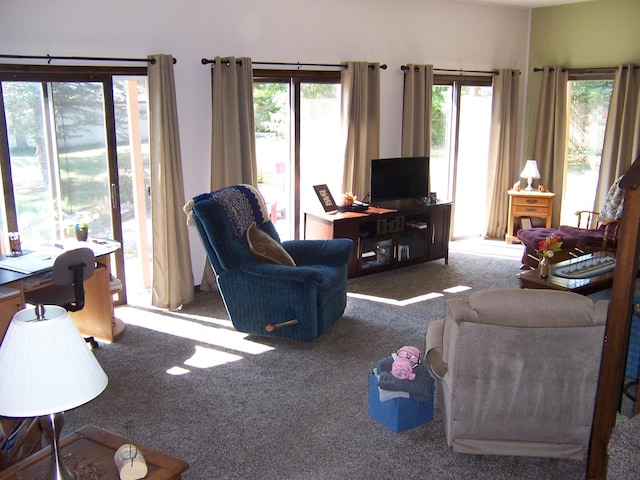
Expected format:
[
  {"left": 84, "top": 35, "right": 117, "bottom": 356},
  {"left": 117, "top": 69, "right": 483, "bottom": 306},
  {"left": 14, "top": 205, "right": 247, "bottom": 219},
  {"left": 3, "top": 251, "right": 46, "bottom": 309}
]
[{"left": 391, "top": 346, "right": 421, "bottom": 381}]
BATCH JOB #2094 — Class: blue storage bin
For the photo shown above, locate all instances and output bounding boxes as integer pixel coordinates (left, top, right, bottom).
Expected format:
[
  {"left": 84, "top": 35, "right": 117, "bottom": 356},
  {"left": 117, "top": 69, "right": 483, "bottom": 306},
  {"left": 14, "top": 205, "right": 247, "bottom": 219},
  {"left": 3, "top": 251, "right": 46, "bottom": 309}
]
[{"left": 368, "top": 371, "right": 434, "bottom": 433}]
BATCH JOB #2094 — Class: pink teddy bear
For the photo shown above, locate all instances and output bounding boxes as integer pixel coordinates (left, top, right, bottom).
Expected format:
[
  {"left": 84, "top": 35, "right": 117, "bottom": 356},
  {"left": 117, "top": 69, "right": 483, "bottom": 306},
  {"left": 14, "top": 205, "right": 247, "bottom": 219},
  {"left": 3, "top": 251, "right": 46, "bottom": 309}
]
[{"left": 391, "top": 345, "right": 421, "bottom": 381}]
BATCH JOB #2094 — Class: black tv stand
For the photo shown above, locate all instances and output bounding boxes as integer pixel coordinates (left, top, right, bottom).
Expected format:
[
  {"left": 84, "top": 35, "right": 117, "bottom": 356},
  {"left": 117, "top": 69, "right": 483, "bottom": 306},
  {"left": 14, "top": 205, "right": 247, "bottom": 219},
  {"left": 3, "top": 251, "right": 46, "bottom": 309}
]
[
  {"left": 376, "top": 198, "right": 432, "bottom": 210},
  {"left": 304, "top": 202, "right": 452, "bottom": 278}
]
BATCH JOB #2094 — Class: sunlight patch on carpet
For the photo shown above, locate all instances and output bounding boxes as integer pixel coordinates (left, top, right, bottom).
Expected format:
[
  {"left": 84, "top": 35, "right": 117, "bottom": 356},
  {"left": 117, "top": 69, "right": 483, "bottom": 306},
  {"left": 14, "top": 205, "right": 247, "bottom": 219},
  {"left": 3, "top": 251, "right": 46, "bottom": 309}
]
[
  {"left": 116, "top": 306, "right": 274, "bottom": 356},
  {"left": 443, "top": 285, "right": 472, "bottom": 293},
  {"left": 348, "top": 291, "right": 443, "bottom": 306},
  {"left": 167, "top": 366, "right": 190, "bottom": 376},
  {"left": 185, "top": 345, "right": 242, "bottom": 369},
  {"left": 116, "top": 306, "right": 274, "bottom": 376}
]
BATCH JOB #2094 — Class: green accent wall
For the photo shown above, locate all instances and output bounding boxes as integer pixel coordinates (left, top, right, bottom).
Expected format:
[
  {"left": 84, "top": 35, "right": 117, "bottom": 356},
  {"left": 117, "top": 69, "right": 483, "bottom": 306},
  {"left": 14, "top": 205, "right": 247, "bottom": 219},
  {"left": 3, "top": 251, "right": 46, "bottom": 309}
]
[{"left": 524, "top": 0, "right": 640, "bottom": 158}]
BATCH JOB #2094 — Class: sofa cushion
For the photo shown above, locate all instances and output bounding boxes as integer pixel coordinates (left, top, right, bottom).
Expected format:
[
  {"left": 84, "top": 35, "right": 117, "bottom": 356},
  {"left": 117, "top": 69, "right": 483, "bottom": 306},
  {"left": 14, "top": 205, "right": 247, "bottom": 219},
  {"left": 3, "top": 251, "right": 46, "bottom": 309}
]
[
  {"left": 246, "top": 222, "right": 296, "bottom": 266},
  {"left": 517, "top": 227, "right": 578, "bottom": 248}
]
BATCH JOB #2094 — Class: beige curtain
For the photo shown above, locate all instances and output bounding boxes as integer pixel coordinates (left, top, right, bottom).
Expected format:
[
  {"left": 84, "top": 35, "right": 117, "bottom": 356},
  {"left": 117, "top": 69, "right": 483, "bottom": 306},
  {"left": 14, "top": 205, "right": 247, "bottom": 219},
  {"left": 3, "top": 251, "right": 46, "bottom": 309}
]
[
  {"left": 201, "top": 56, "right": 257, "bottom": 290},
  {"left": 341, "top": 62, "right": 381, "bottom": 199},
  {"left": 209, "top": 56, "right": 257, "bottom": 190},
  {"left": 596, "top": 64, "right": 640, "bottom": 209},
  {"left": 532, "top": 66, "right": 568, "bottom": 226},
  {"left": 148, "top": 54, "right": 194, "bottom": 309},
  {"left": 485, "top": 69, "right": 521, "bottom": 239},
  {"left": 401, "top": 65, "right": 433, "bottom": 156}
]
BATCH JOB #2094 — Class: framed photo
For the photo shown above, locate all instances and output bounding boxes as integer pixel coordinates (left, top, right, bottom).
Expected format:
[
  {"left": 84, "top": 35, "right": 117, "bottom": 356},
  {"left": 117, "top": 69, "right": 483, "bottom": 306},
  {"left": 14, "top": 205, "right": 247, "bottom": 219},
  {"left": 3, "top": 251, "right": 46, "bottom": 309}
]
[
  {"left": 520, "top": 217, "right": 532, "bottom": 230},
  {"left": 313, "top": 184, "right": 338, "bottom": 212}
]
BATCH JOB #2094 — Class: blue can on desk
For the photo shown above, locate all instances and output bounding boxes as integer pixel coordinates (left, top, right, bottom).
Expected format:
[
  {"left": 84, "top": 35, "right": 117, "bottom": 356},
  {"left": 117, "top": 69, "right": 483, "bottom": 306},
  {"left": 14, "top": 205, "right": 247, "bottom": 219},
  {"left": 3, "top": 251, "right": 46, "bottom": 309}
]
[{"left": 368, "top": 372, "right": 434, "bottom": 433}]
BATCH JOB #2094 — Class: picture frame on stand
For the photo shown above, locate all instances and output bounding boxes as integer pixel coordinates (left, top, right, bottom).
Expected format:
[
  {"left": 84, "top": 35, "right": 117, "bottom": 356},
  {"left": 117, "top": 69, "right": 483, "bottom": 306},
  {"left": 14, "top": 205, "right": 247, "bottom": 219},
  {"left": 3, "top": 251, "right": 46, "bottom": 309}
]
[{"left": 313, "top": 184, "right": 338, "bottom": 212}]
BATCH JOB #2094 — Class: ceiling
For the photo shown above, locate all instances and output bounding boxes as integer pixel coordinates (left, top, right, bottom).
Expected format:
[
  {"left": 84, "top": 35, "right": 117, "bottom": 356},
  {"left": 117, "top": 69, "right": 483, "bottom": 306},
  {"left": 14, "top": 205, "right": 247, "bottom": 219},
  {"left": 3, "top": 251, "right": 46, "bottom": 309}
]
[{"left": 458, "top": 0, "right": 595, "bottom": 7}]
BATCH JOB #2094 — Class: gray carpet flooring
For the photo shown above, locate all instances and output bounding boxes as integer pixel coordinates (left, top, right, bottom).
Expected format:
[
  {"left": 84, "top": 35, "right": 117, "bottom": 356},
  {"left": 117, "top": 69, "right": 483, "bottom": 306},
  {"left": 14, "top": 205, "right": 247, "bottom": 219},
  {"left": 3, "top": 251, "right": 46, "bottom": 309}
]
[{"left": 63, "top": 249, "right": 608, "bottom": 479}]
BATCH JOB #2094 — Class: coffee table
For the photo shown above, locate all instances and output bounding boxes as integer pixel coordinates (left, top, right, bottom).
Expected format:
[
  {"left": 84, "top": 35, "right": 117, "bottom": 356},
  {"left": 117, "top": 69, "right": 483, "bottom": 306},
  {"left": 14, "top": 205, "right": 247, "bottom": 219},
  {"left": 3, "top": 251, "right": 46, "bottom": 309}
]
[
  {"left": 0, "top": 424, "right": 189, "bottom": 480},
  {"left": 518, "top": 252, "right": 618, "bottom": 295}
]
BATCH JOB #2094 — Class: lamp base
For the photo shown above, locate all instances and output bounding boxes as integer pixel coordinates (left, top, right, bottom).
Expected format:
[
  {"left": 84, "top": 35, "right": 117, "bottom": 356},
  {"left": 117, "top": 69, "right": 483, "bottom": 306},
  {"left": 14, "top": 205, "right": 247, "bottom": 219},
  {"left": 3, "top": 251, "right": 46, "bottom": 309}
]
[
  {"left": 39, "top": 413, "right": 76, "bottom": 480},
  {"left": 524, "top": 177, "right": 535, "bottom": 191}
]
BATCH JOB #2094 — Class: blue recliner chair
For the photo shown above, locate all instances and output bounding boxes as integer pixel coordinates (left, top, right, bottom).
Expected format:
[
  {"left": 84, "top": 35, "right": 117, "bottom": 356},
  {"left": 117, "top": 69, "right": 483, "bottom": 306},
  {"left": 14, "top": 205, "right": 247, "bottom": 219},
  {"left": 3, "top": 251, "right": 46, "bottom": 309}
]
[{"left": 185, "top": 184, "right": 353, "bottom": 341}]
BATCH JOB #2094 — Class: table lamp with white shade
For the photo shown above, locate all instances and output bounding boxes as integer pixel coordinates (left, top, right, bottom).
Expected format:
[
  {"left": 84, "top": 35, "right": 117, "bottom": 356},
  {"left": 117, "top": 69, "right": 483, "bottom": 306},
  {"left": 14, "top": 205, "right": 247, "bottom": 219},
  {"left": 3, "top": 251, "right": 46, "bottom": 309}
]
[
  {"left": 0, "top": 305, "right": 108, "bottom": 480},
  {"left": 520, "top": 159, "right": 541, "bottom": 191}
]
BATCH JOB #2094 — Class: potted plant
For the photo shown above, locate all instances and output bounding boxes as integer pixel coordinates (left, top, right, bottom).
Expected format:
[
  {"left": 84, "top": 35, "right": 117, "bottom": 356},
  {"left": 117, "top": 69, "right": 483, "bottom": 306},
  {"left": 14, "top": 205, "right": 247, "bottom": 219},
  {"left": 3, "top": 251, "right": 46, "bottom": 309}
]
[{"left": 75, "top": 222, "right": 89, "bottom": 242}]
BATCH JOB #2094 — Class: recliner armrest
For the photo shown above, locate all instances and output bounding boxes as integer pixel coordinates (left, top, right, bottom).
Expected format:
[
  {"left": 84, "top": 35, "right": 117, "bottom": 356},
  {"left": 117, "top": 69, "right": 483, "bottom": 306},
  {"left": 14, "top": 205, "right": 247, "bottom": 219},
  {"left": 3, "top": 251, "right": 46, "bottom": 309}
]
[
  {"left": 426, "top": 318, "right": 444, "bottom": 353},
  {"left": 242, "top": 263, "right": 325, "bottom": 284},
  {"left": 282, "top": 238, "right": 353, "bottom": 266},
  {"left": 425, "top": 319, "right": 447, "bottom": 380}
]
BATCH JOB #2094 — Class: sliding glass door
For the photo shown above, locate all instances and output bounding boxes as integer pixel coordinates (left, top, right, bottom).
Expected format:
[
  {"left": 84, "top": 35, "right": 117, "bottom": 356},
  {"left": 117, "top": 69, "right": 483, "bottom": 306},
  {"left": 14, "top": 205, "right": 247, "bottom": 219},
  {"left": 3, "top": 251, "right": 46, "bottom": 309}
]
[
  {"left": 0, "top": 66, "right": 151, "bottom": 304},
  {"left": 561, "top": 77, "right": 614, "bottom": 226},
  {"left": 3, "top": 80, "right": 113, "bottom": 244},
  {"left": 253, "top": 70, "right": 341, "bottom": 240},
  {"left": 431, "top": 76, "right": 493, "bottom": 239}
]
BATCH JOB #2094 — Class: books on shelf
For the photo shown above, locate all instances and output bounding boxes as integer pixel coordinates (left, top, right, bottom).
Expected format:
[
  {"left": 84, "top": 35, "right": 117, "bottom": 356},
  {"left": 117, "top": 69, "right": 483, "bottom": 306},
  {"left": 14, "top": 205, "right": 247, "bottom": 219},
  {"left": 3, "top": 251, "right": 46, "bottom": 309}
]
[{"left": 406, "top": 220, "right": 428, "bottom": 230}]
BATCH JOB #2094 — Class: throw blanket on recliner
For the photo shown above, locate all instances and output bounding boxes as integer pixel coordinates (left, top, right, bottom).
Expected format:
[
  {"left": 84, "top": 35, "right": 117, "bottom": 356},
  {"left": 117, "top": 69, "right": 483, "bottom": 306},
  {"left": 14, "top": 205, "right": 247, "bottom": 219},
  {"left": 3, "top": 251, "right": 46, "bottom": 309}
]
[{"left": 184, "top": 184, "right": 269, "bottom": 233}]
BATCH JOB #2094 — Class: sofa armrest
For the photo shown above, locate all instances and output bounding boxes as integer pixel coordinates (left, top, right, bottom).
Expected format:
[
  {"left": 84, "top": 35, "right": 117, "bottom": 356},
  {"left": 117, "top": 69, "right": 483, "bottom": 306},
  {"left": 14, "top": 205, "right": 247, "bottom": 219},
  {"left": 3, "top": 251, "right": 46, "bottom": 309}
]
[{"left": 426, "top": 319, "right": 447, "bottom": 380}]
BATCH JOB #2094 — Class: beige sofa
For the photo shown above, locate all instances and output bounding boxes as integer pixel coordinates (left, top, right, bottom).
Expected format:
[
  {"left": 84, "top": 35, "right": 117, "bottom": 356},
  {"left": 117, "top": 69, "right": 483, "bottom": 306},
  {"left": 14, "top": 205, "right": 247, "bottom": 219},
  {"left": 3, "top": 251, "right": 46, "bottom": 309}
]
[{"left": 425, "top": 289, "right": 608, "bottom": 460}]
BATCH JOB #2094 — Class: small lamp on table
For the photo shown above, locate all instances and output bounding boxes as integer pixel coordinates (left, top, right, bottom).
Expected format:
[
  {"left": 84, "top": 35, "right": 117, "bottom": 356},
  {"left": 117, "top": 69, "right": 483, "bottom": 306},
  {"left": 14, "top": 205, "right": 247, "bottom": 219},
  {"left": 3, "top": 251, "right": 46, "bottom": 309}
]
[
  {"left": 520, "top": 159, "right": 541, "bottom": 191},
  {"left": 0, "top": 305, "right": 108, "bottom": 480}
]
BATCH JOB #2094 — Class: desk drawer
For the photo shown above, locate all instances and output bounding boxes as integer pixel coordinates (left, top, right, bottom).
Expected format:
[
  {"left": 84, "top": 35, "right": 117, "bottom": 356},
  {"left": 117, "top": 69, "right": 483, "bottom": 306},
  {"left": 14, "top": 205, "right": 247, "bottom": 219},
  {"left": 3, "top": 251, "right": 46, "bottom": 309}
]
[{"left": 512, "top": 205, "right": 550, "bottom": 216}]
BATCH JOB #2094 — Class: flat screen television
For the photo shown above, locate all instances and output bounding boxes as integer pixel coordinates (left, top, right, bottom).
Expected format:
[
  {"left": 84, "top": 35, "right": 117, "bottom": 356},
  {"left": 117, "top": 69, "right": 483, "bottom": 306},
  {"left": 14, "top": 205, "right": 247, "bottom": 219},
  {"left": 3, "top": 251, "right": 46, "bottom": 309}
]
[{"left": 370, "top": 156, "right": 430, "bottom": 204}]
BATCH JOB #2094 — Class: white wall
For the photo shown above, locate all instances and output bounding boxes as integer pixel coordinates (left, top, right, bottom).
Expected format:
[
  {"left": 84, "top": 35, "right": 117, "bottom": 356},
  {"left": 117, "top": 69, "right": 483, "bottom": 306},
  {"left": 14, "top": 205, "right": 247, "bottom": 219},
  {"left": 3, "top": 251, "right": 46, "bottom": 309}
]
[{"left": 0, "top": 0, "right": 531, "bottom": 284}]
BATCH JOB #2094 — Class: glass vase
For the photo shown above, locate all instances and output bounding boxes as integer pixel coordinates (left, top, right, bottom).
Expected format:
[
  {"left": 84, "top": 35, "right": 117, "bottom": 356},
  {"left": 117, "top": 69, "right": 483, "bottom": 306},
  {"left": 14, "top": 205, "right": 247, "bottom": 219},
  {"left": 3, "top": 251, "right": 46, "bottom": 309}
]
[{"left": 539, "top": 256, "right": 550, "bottom": 279}]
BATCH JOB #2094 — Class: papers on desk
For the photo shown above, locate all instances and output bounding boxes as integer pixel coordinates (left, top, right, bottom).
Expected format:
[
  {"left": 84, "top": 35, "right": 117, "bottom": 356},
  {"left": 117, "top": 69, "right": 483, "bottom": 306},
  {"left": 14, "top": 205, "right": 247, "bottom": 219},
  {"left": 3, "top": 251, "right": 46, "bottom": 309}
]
[
  {"left": 0, "top": 251, "right": 55, "bottom": 274},
  {"left": 0, "top": 238, "right": 120, "bottom": 275},
  {"left": 48, "top": 237, "right": 121, "bottom": 258}
]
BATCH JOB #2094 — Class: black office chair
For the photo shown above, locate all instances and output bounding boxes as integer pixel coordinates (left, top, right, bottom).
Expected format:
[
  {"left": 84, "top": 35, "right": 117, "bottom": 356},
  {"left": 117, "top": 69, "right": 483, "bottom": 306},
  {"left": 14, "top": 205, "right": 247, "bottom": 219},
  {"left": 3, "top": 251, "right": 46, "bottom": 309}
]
[{"left": 24, "top": 247, "right": 97, "bottom": 346}]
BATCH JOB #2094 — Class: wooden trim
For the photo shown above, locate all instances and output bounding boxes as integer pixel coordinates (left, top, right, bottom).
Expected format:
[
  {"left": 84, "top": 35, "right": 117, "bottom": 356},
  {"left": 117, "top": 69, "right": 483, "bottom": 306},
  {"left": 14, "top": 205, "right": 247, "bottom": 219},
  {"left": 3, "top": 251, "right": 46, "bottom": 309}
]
[{"left": 587, "top": 159, "right": 640, "bottom": 479}]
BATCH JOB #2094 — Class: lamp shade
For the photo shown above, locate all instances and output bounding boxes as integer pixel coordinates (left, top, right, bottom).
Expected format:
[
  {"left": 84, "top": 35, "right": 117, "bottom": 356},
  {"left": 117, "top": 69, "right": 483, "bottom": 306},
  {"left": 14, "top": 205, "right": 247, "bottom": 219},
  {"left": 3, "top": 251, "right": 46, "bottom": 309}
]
[
  {"left": 520, "top": 159, "right": 541, "bottom": 180},
  {"left": 0, "top": 305, "right": 107, "bottom": 417}
]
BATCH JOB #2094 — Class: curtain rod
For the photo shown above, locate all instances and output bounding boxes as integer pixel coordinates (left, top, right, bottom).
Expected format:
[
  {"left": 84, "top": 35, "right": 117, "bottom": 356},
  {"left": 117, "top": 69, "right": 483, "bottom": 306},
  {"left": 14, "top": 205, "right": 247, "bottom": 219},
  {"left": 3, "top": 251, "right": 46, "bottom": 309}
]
[
  {"left": 532, "top": 66, "right": 637, "bottom": 73},
  {"left": 0, "top": 54, "right": 176, "bottom": 65},
  {"left": 401, "top": 65, "right": 499, "bottom": 75},
  {"left": 201, "top": 58, "right": 387, "bottom": 70}
]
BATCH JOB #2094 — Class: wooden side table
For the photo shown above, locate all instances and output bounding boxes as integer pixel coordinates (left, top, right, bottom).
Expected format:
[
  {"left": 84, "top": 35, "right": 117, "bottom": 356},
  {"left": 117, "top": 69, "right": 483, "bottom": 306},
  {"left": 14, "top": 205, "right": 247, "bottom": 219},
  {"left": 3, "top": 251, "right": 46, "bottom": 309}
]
[
  {"left": 505, "top": 190, "right": 555, "bottom": 243},
  {"left": 0, "top": 425, "right": 189, "bottom": 480}
]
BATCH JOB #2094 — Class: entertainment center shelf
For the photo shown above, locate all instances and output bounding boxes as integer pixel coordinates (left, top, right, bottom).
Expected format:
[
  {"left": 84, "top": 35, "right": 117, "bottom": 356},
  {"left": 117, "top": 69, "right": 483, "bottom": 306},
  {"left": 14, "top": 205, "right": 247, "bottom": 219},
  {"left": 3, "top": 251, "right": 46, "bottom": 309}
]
[{"left": 304, "top": 202, "right": 452, "bottom": 278}]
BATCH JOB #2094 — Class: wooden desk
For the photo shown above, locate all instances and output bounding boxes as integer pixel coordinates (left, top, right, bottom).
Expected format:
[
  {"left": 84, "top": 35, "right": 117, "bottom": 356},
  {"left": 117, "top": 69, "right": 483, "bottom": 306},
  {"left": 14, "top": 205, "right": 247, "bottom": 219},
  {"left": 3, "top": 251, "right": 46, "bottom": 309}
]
[
  {"left": 0, "top": 425, "right": 189, "bottom": 480},
  {"left": 0, "top": 239, "right": 123, "bottom": 344},
  {"left": 506, "top": 190, "right": 555, "bottom": 243}
]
